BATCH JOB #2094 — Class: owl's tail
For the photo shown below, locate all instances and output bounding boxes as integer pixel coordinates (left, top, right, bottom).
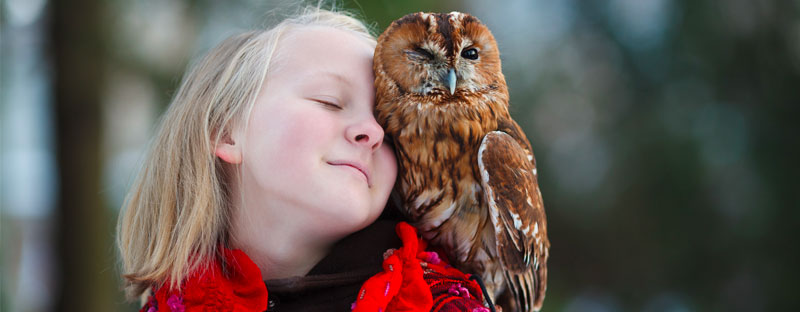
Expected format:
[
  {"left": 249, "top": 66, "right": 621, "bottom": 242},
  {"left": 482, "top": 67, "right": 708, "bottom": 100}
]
[{"left": 504, "top": 264, "right": 546, "bottom": 312}]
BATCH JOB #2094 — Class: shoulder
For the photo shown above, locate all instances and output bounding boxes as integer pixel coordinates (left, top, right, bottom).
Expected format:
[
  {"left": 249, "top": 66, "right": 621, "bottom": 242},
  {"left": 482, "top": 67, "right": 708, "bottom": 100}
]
[
  {"left": 139, "top": 248, "right": 268, "bottom": 312},
  {"left": 351, "top": 222, "right": 490, "bottom": 312}
]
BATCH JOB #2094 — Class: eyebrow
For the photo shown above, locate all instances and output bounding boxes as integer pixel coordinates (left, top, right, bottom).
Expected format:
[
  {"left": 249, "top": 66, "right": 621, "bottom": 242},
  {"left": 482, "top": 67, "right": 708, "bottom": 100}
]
[{"left": 309, "top": 71, "right": 353, "bottom": 87}]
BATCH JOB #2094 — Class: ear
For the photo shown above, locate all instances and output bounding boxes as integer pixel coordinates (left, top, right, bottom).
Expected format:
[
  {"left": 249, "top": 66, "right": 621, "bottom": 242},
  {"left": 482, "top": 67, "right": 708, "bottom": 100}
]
[{"left": 214, "top": 128, "right": 242, "bottom": 165}]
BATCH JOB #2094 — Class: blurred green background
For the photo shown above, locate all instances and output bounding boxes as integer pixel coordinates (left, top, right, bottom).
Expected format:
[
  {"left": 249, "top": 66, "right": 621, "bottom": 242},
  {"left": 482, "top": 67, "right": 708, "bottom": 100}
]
[{"left": 2, "top": 0, "right": 798, "bottom": 311}]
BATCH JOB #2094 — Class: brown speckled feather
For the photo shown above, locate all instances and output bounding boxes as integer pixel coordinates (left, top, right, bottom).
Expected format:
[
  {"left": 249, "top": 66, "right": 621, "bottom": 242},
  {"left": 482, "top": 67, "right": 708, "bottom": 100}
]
[
  {"left": 479, "top": 131, "right": 549, "bottom": 311},
  {"left": 374, "top": 12, "right": 549, "bottom": 311}
]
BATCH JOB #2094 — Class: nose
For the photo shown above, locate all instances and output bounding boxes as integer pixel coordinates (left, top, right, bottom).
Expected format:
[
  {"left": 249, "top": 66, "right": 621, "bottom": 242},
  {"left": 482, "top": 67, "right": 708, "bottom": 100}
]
[{"left": 347, "top": 114, "right": 384, "bottom": 151}]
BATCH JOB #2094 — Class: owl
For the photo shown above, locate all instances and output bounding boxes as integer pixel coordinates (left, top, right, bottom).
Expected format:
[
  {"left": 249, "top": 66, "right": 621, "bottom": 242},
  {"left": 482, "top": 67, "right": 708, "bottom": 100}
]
[{"left": 374, "top": 12, "right": 550, "bottom": 311}]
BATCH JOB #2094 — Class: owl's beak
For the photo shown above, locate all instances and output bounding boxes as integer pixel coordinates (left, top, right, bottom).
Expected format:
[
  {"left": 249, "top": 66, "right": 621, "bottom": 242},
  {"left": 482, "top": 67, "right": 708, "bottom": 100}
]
[{"left": 447, "top": 68, "right": 457, "bottom": 95}]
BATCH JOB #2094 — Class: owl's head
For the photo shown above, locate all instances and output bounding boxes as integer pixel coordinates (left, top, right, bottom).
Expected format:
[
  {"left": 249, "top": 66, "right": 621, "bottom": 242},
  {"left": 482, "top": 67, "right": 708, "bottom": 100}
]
[{"left": 375, "top": 12, "right": 506, "bottom": 98}]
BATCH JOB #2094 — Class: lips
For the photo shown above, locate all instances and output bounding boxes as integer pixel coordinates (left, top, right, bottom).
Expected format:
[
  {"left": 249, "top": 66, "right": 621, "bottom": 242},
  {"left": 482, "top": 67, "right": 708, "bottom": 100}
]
[{"left": 327, "top": 160, "right": 371, "bottom": 186}]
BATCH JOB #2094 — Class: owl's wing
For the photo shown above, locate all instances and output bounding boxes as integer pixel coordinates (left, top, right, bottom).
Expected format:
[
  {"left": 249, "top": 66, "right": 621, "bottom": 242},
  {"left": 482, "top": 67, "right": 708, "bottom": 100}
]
[{"left": 478, "top": 131, "right": 548, "bottom": 312}]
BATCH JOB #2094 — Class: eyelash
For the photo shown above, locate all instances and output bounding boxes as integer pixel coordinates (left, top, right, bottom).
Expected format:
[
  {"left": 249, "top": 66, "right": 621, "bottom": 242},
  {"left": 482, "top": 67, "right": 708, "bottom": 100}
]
[{"left": 314, "top": 99, "right": 342, "bottom": 110}]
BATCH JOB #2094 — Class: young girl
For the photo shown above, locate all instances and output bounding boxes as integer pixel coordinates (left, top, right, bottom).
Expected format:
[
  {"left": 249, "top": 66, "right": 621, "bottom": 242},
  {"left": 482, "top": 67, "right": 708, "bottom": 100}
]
[{"left": 118, "top": 8, "right": 489, "bottom": 312}]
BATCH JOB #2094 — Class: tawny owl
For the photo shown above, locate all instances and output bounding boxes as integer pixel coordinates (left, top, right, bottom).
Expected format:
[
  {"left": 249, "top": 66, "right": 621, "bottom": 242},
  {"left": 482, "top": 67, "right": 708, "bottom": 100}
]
[{"left": 374, "top": 12, "right": 550, "bottom": 311}]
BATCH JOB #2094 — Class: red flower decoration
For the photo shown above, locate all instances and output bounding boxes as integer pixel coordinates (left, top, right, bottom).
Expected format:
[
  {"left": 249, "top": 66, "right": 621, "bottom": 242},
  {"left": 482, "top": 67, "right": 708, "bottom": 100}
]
[{"left": 351, "top": 222, "right": 487, "bottom": 312}]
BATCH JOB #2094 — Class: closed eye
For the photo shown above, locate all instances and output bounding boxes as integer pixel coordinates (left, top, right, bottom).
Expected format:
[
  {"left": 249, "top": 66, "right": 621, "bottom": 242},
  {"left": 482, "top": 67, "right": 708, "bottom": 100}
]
[
  {"left": 414, "top": 47, "right": 434, "bottom": 59},
  {"left": 312, "top": 98, "right": 342, "bottom": 110},
  {"left": 404, "top": 47, "right": 435, "bottom": 61}
]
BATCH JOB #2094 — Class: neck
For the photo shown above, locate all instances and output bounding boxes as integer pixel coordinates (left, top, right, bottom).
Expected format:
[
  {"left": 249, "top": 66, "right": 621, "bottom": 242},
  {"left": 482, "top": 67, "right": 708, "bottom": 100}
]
[
  {"left": 252, "top": 216, "right": 333, "bottom": 280},
  {"left": 229, "top": 196, "right": 340, "bottom": 280}
]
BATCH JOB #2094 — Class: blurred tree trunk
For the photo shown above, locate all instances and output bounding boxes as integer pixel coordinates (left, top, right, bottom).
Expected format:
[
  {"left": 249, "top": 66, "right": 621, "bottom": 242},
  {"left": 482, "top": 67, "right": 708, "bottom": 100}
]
[{"left": 51, "top": 0, "right": 115, "bottom": 310}]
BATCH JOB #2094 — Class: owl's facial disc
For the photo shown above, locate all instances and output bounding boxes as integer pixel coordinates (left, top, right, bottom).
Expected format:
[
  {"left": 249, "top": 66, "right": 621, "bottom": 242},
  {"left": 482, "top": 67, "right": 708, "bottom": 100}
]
[{"left": 379, "top": 12, "right": 501, "bottom": 98}]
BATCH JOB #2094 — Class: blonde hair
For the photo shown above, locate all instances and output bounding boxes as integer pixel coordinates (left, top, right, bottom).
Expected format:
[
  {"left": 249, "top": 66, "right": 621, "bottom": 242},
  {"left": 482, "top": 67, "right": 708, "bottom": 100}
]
[{"left": 116, "top": 6, "right": 376, "bottom": 300}]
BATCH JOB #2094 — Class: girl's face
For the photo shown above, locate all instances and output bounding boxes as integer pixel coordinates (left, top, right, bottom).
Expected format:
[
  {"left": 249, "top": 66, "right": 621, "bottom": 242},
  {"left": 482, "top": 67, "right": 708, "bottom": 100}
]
[{"left": 223, "top": 27, "right": 397, "bottom": 244}]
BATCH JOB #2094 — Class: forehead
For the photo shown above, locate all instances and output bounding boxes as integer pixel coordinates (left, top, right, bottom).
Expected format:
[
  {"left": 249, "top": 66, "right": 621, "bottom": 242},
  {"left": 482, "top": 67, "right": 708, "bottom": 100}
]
[
  {"left": 395, "top": 12, "right": 476, "bottom": 30},
  {"left": 270, "top": 26, "right": 375, "bottom": 78},
  {"left": 391, "top": 12, "right": 489, "bottom": 55}
]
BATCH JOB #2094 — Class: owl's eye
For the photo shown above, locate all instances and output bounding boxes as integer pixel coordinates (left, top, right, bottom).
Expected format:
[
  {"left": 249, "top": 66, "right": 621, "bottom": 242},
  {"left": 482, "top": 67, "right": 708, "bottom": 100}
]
[
  {"left": 413, "top": 47, "right": 435, "bottom": 60},
  {"left": 461, "top": 48, "right": 479, "bottom": 60}
]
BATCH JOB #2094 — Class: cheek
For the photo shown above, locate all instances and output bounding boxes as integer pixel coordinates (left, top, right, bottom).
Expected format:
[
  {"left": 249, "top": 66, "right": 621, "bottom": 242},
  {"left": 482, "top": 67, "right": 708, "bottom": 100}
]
[
  {"left": 375, "top": 145, "right": 398, "bottom": 195},
  {"left": 263, "top": 110, "right": 336, "bottom": 162},
  {"left": 276, "top": 111, "right": 329, "bottom": 146},
  {"left": 243, "top": 104, "right": 337, "bottom": 191},
  {"left": 458, "top": 63, "right": 479, "bottom": 84}
]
